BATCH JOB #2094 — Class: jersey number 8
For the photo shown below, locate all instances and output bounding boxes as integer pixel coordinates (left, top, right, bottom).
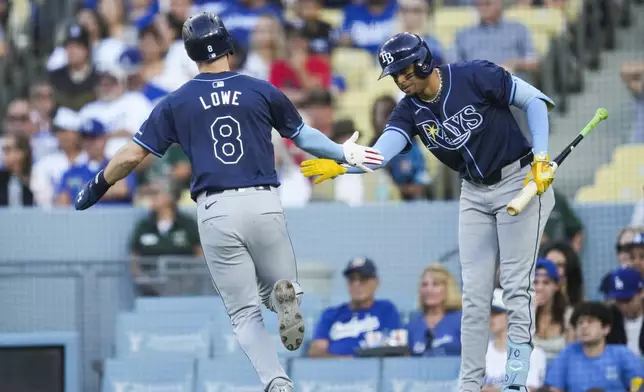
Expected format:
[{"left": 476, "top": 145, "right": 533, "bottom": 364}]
[{"left": 211, "top": 116, "right": 244, "bottom": 164}]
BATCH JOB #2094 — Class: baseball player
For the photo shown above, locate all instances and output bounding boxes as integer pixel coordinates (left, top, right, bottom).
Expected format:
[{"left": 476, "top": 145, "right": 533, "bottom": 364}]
[
  {"left": 300, "top": 32, "right": 556, "bottom": 392},
  {"left": 73, "top": 13, "right": 383, "bottom": 392}
]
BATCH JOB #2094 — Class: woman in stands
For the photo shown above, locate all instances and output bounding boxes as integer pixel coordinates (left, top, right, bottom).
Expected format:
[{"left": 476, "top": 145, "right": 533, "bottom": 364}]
[
  {"left": 242, "top": 14, "right": 286, "bottom": 81},
  {"left": 0, "top": 133, "right": 34, "bottom": 206},
  {"left": 406, "top": 264, "right": 462, "bottom": 356},
  {"left": 542, "top": 241, "right": 585, "bottom": 307},
  {"left": 533, "top": 258, "right": 570, "bottom": 359}
]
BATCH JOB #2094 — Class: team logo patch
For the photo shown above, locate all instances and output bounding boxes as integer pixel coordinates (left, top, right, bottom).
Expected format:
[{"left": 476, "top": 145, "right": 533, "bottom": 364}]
[{"left": 417, "top": 105, "right": 483, "bottom": 150}]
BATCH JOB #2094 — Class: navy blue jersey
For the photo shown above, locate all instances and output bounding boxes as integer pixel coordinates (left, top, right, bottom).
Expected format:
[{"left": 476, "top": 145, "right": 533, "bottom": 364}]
[
  {"left": 134, "top": 72, "right": 304, "bottom": 200},
  {"left": 384, "top": 60, "right": 532, "bottom": 183}
]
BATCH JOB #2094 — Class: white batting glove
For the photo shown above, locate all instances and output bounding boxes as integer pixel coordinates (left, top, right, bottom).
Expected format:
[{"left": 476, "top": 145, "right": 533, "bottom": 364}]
[{"left": 341, "top": 131, "right": 384, "bottom": 172}]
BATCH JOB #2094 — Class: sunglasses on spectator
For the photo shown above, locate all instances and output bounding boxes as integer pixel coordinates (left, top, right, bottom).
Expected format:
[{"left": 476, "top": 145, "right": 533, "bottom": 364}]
[
  {"left": 616, "top": 244, "right": 634, "bottom": 253},
  {"left": 6, "top": 113, "right": 30, "bottom": 122}
]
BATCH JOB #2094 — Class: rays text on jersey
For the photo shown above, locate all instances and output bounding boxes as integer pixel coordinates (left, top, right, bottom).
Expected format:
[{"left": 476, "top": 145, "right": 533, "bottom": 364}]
[
  {"left": 418, "top": 105, "right": 483, "bottom": 150},
  {"left": 199, "top": 90, "right": 242, "bottom": 110}
]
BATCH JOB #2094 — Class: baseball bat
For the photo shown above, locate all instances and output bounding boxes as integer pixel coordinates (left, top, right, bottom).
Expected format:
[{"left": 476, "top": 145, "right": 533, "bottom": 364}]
[{"left": 506, "top": 108, "right": 609, "bottom": 216}]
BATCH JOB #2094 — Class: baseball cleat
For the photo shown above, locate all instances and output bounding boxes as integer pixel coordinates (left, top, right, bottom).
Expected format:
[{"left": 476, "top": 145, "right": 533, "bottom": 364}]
[
  {"left": 267, "top": 377, "right": 293, "bottom": 392},
  {"left": 272, "top": 280, "right": 304, "bottom": 351}
]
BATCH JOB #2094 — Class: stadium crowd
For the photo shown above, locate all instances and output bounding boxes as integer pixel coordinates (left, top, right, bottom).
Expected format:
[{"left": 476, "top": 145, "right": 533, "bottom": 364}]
[{"left": 0, "top": 0, "right": 643, "bottom": 391}]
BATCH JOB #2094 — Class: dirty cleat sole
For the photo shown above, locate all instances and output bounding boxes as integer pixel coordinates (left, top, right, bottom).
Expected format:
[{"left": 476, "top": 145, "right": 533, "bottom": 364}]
[{"left": 273, "top": 280, "right": 304, "bottom": 351}]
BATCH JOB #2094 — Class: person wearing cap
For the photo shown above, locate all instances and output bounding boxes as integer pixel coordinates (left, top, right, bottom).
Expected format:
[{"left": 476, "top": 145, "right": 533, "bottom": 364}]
[
  {"left": 128, "top": 177, "right": 202, "bottom": 296},
  {"left": 308, "top": 257, "right": 402, "bottom": 357},
  {"left": 30, "top": 107, "right": 88, "bottom": 207},
  {"left": 483, "top": 288, "right": 546, "bottom": 392},
  {"left": 599, "top": 227, "right": 640, "bottom": 295},
  {"left": 533, "top": 258, "right": 570, "bottom": 359},
  {"left": 78, "top": 61, "right": 153, "bottom": 158},
  {"left": 605, "top": 267, "right": 644, "bottom": 356},
  {"left": 55, "top": 118, "right": 136, "bottom": 206},
  {"left": 48, "top": 23, "right": 100, "bottom": 111},
  {"left": 118, "top": 47, "right": 169, "bottom": 105},
  {"left": 545, "top": 301, "right": 644, "bottom": 392}
]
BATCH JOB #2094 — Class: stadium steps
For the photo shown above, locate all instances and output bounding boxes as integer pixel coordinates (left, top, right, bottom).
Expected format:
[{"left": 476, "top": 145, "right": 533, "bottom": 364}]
[{"left": 549, "top": 3, "right": 644, "bottom": 198}]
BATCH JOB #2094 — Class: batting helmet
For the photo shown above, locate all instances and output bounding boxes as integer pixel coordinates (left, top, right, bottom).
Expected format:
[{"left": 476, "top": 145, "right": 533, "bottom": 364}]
[
  {"left": 183, "top": 12, "right": 234, "bottom": 63},
  {"left": 377, "top": 32, "right": 434, "bottom": 80}
]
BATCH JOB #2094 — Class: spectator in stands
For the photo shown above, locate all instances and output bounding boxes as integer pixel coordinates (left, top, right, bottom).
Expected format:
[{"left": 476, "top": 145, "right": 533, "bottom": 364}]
[
  {"left": 159, "top": 0, "right": 200, "bottom": 82},
  {"left": 31, "top": 108, "right": 87, "bottom": 207},
  {"left": 97, "top": 0, "right": 134, "bottom": 44},
  {"left": 47, "top": 8, "right": 125, "bottom": 72},
  {"left": 55, "top": 119, "right": 136, "bottom": 206},
  {"left": 130, "top": 0, "right": 160, "bottom": 30},
  {"left": 308, "top": 257, "right": 402, "bottom": 357},
  {"left": 269, "top": 28, "right": 331, "bottom": 106},
  {"left": 484, "top": 288, "right": 547, "bottom": 392},
  {"left": 599, "top": 227, "right": 639, "bottom": 295},
  {"left": 370, "top": 95, "right": 432, "bottom": 200},
  {"left": 219, "top": 0, "right": 282, "bottom": 49},
  {"left": 273, "top": 128, "right": 312, "bottom": 207},
  {"left": 533, "top": 258, "right": 569, "bottom": 359},
  {"left": 2, "top": 98, "right": 57, "bottom": 162},
  {"left": 542, "top": 242, "right": 585, "bottom": 307},
  {"left": 454, "top": 0, "right": 538, "bottom": 82},
  {"left": 29, "top": 81, "right": 56, "bottom": 136},
  {"left": 137, "top": 144, "right": 192, "bottom": 191},
  {"left": 118, "top": 48, "right": 167, "bottom": 104},
  {"left": 242, "top": 14, "right": 285, "bottom": 81},
  {"left": 0, "top": 133, "right": 34, "bottom": 207},
  {"left": 48, "top": 23, "right": 99, "bottom": 111},
  {"left": 406, "top": 264, "right": 462, "bottom": 356},
  {"left": 79, "top": 64, "right": 152, "bottom": 158},
  {"left": 397, "top": 0, "right": 444, "bottom": 66},
  {"left": 632, "top": 193, "right": 644, "bottom": 227},
  {"left": 301, "top": 89, "right": 334, "bottom": 137},
  {"left": 631, "top": 232, "right": 644, "bottom": 277},
  {"left": 338, "top": 0, "right": 397, "bottom": 55},
  {"left": 545, "top": 301, "right": 644, "bottom": 392},
  {"left": 604, "top": 267, "right": 644, "bottom": 356},
  {"left": 138, "top": 23, "right": 187, "bottom": 93},
  {"left": 620, "top": 60, "right": 644, "bottom": 143},
  {"left": 288, "top": 0, "right": 333, "bottom": 56},
  {"left": 542, "top": 191, "right": 584, "bottom": 253},
  {"left": 129, "top": 177, "right": 202, "bottom": 295}
]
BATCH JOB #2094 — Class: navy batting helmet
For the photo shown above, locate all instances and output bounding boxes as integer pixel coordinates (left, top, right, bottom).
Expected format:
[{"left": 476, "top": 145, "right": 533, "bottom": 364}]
[
  {"left": 377, "top": 32, "right": 434, "bottom": 80},
  {"left": 183, "top": 12, "right": 234, "bottom": 63}
]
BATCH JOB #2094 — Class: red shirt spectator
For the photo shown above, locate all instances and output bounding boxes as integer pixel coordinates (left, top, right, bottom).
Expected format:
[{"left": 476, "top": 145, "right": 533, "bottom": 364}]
[{"left": 269, "top": 54, "right": 331, "bottom": 90}]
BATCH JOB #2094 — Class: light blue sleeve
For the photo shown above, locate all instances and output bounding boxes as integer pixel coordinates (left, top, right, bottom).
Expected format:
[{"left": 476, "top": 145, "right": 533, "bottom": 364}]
[
  {"left": 510, "top": 76, "right": 554, "bottom": 156},
  {"left": 345, "top": 130, "right": 408, "bottom": 174},
  {"left": 291, "top": 124, "right": 344, "bottom": 162}
]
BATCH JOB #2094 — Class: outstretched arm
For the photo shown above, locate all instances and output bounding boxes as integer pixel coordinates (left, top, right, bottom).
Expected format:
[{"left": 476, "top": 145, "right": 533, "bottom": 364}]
[{"left": 74, "top": 141, "right": 149, "bottom": 210}]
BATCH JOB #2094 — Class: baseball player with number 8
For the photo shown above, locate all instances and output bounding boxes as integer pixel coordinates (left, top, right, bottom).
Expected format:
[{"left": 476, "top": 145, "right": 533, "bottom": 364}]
[
  {"left": 300, "top": 32, "right": 556, "bottom": 392},
  {"left": 72, "top": 13, "right": 383, "bottom": 392}
]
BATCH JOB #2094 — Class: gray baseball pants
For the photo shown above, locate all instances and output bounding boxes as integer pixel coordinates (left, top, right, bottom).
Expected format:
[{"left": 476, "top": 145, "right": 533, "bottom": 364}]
[
  {"left": 458, "top": 161, "right": 555, "bottom": 392},
  {"left": 196, "top": 186, "right": 301, "bottom": 389}
]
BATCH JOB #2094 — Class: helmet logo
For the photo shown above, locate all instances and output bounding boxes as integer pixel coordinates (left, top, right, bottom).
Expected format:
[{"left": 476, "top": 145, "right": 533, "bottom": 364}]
[
  {"left": 379, "top": 51, "right": 394, "bottom": 65},
  {"left": 207, "top": 45, "right": 214, "bottom": 53}
]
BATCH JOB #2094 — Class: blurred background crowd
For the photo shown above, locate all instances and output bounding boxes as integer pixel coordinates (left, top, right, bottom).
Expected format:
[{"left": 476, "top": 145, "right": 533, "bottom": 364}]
[{"left": 0, "top": 0, "right": 643, "bottom": 391}]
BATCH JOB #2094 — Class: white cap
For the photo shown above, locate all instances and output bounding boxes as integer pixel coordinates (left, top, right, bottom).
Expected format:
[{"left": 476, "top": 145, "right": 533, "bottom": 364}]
[
  {"left": 491, "top": 288, "right": 506, "bottom": 312},
  {"left": 52, "top": 107, "right": 81, "bottom": 131}
]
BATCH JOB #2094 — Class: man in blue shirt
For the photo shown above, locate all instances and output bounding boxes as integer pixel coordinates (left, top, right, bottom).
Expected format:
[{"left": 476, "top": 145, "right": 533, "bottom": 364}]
[
  {"left": 55, "top": 118, "right": 136, "bottom": 206},
  {"left": 339, "top": 0, "right": 397, "bottom": 55},
  {"left": 308, "top": 257, "right": 402, "bottom": 357},
  {"left": 219, "top": 0, "right": 282, "bottom": 48},
  {"left": 545, "top": 301, "right": 644, "bottom": 392}
]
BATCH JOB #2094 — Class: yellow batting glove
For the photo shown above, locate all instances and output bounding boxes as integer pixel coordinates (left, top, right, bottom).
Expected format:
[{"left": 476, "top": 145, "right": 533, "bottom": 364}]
[
  {"left": 524, "top": 153, "right": 555, "bottom": 195},
  {"left": 300, "top": 159, "right": 347, "bottom": 185}
]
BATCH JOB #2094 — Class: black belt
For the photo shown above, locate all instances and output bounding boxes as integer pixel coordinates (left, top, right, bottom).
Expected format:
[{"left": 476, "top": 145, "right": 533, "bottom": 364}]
[
  {"left": 476, "top": 151, "right": 533, "bottom": 186},
  {"left": 206, "top": 185, "right": 272, "bottom": 196}
]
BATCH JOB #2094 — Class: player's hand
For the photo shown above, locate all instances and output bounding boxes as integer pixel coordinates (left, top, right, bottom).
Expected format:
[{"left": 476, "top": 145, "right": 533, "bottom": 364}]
[
  {"left": 341, "top": 131, "right": 383, "bottom": 172},
  {"left": 74, "top": 170, "right": 112, "bottom": 211},
  {"left": 300, "top": 159, "right": 348, "bottom": 184},
  {"left": 524, "top": 153, "right": 555, "bottom": 195}
]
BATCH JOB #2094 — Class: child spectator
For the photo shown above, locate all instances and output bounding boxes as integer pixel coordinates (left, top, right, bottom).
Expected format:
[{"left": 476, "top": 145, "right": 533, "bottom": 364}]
[
  {"left": 406, "top": 264, "right": 462, "bottom": 356},
  {"left": 308, "top": 257, "right": 402, "bottom": 357}
]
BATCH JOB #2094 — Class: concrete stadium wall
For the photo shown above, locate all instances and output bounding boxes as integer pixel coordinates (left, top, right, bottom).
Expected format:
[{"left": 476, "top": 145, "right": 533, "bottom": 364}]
[{"left": 0, "top": 201, "right": 635, "bottom": 391}]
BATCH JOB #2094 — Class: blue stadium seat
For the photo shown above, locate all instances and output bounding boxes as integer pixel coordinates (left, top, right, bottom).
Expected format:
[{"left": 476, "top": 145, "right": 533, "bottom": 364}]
[
  {"left": 134, "top": 295, "right": 226, "bottom": 314},
  {"left": 195, "top": 356, "right": 289, "bottom": 391},
  {"left": 291, "top": 358, "right": 380, "bottom": 391},
  {"left": 381, "top": 357, "right": 461, "bottom": 392},
  {"left": 101, "top": 357, "right": 195, "bottom": 392},
  {"left": 115, "top": 312, "right": 212, "bottom": 358}
]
